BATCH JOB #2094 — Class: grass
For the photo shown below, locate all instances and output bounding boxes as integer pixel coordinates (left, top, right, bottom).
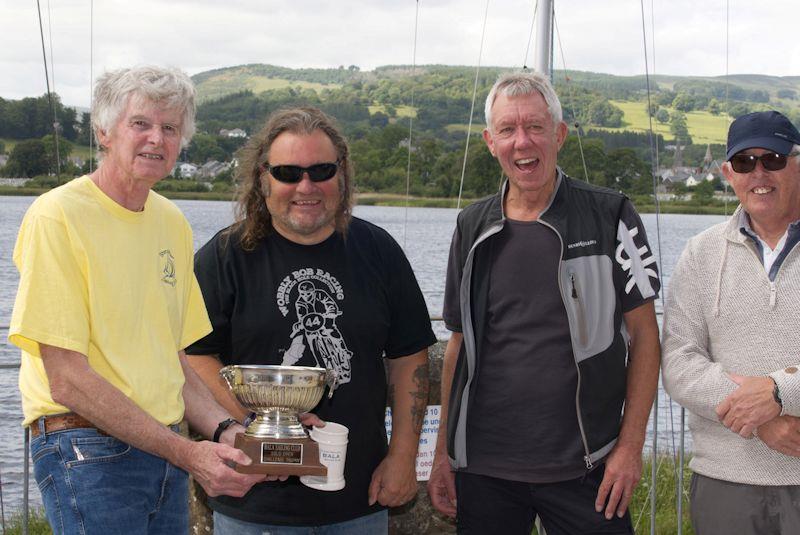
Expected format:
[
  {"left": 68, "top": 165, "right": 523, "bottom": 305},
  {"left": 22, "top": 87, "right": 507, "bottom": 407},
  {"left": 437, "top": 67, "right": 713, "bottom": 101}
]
[
  {"left": 597, "top": 101, "right": 729, "bottom": 145},
  {"left": 629, "top": 456, "right": 694, "bottom": 534},
  {"left": 0, "top": 138, "right": 92, "bottom": 161},
  {"left": 357, "top": 193, "right": 476, "bottom": 208},
  {"left": 444, "top": 123, "right": 484, "bottom": 134},
  {"left": 2, "top": 508, "right": 52, "bottom": 535},
  {"left": 197, "top": 76, "right": 340, "bottom": 103},
  {"left": 367, "top": 104, "right": 417, "bottom": 118},
  {"left": 1, "top": 137, "right": 19, "bottom": 153}
]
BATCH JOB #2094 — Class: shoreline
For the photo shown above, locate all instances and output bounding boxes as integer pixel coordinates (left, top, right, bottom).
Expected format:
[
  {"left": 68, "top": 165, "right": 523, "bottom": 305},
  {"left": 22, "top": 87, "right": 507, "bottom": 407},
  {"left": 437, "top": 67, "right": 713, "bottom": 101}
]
[{"left": 0, "top": 187, "right": 738, "bottom": 215}]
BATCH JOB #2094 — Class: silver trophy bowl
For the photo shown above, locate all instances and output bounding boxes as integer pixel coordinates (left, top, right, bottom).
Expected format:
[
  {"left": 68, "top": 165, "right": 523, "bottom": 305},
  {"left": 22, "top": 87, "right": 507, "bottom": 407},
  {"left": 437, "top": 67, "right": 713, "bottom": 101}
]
[{"left": 220, "top": 365, "right": 337, "bottom": 439}]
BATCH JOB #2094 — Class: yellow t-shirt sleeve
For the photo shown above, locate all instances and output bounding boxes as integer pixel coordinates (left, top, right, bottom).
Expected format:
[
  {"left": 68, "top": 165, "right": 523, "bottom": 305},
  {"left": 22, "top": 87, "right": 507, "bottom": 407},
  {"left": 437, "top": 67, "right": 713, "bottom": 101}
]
[{"left": 9, "top": 209, "right": 90, "bottom": 358}]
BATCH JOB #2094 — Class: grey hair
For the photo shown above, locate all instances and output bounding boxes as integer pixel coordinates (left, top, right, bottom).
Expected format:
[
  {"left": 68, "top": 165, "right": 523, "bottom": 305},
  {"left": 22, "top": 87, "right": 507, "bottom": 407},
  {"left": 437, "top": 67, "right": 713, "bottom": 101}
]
[
  {"left": 794, "top": 144, "right": 800, "bottom": 163},
  {"left": 484, "top": 71, "right": 563, "bottom": 131},
  {"left": 91, "top": 65, "right": 196, "bottom": 152}
]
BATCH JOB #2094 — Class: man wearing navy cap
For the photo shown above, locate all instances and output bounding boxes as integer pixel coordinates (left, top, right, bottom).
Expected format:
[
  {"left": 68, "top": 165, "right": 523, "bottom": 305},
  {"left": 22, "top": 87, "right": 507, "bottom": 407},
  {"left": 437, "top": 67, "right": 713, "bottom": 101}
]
[{"left": 662, "top": 110, "right": 800, "bottom": 534}]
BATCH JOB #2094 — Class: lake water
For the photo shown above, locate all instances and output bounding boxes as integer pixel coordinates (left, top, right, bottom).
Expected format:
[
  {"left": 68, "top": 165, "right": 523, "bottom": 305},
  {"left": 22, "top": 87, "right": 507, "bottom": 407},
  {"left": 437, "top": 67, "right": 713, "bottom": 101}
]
[{"left": 0, "top": 194, "right": 727, "bottom": 512}]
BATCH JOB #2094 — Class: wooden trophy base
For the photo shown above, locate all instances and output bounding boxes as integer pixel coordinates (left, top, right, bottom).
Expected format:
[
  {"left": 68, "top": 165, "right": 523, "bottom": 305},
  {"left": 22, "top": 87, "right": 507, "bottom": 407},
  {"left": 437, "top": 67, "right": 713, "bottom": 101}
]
[{"left": 234, "top": 433, "right": 328, "bottom": 476}]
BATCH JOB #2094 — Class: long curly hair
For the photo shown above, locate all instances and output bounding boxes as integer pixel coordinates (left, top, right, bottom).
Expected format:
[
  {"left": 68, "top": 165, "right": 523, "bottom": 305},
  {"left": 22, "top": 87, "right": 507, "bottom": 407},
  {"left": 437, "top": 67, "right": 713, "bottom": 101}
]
[{"left": 230, "top": 107, "right": 354, "bottom": 251}]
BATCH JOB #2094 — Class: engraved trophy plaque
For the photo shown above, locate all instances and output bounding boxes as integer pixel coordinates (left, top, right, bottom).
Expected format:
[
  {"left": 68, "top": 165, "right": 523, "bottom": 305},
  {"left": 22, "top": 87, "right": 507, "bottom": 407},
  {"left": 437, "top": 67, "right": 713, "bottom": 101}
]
[{"left": 220, "top": 365, "right": 336, "bottom": 476}]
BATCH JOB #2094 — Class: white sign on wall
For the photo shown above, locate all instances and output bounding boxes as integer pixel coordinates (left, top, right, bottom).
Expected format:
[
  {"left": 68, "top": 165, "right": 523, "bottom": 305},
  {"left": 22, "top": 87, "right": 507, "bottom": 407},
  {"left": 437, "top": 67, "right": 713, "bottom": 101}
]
[{"left": 385, "top": 405, "right": 441, "bottom": 481}]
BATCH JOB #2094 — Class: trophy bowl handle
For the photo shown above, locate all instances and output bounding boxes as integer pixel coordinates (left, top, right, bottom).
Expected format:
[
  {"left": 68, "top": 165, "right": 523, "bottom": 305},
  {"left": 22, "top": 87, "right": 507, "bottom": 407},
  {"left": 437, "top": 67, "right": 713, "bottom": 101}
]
[
  {"left": 326, "top": 369, "right": 338, "bottom": 399},
  {"left": 219, "top": 365, "right": 238, "bottom": 389}
]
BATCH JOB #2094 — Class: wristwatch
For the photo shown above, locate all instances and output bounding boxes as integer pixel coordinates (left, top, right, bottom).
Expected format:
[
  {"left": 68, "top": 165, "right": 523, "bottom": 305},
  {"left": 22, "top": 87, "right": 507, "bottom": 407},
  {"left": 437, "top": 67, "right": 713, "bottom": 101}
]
[
  {"left": 770, "top": 378, "right": 784, "bottom": 414},
  {"left": 213, "top": 418, "right": 237, "bottom": 443}
]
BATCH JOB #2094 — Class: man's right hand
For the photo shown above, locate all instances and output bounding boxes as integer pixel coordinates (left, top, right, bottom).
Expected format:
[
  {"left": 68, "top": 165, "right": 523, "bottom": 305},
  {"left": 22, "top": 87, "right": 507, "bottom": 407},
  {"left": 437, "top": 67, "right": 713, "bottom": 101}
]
[
  {"left": 185, "top": 440, "right": 265, "bottom": 497},
  {"left": 427, "top": 452, "right": 457, "bottom": 517},
  {"left": 757, "top": 416, "right": 800, "bottom": 457}
]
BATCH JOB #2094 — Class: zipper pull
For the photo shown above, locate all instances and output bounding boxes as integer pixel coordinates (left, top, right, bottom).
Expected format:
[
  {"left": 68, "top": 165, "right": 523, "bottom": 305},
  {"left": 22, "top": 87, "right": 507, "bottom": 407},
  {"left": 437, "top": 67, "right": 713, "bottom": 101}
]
[
  {"left": 584, "top": 455, "right": 593, "bottom": 470},
  {"left": 769, "top": 282, "right": 776, "bottom": 308},
  {"left": 571, "top": 274, "right": 578, "bottom": 298}
]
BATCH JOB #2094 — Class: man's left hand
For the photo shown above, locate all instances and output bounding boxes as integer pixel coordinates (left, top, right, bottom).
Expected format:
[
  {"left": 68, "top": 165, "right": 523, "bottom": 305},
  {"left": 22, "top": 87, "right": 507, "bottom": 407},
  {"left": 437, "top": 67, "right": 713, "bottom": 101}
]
[
  {"left": 716, "top": 373, "right": 781, "bottom": 437},
  {"left": 595, "top": 442, "right": 642, "bottom": 520},
  {"left": 368, "top": 452, "right": 418, "bottom": 507}
]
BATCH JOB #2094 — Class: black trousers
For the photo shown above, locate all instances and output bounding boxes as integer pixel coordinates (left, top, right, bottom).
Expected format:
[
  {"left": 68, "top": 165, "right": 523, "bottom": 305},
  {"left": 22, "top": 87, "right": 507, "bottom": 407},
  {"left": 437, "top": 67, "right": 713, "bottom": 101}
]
[{"left": 455, "top": 466, "right": 634, "bottom": 535}]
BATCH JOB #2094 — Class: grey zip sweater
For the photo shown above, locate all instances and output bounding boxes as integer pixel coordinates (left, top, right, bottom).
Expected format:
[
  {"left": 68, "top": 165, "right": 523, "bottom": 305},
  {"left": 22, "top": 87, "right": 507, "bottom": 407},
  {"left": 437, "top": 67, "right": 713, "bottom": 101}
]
[{"left": 662, "top": 206, "right": 800, "bottom": 485}]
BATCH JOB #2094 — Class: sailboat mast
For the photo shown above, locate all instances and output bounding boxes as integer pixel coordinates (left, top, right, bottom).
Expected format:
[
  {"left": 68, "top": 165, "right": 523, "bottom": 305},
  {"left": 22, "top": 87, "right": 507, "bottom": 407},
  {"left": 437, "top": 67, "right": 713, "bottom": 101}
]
[{"left": 533, "top": 0, "right": 554, "bottom": 79}]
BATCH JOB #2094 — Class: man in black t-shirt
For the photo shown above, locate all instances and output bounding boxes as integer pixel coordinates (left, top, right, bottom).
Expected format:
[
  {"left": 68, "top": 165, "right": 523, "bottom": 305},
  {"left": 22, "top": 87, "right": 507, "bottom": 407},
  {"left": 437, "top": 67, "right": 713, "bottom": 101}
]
[
  {"left": 186, "top": 107, "right": 436, "bottom": 533},
  {"left": 427, "top": 72, "right": 661, "bottom": 535}
]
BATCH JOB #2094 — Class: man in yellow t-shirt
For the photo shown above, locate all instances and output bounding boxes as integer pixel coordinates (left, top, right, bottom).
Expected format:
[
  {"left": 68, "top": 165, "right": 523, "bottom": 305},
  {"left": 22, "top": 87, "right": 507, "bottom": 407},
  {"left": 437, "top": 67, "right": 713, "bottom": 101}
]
[{"left": 9, "top": 66, "right": 265, "bottom": 535}]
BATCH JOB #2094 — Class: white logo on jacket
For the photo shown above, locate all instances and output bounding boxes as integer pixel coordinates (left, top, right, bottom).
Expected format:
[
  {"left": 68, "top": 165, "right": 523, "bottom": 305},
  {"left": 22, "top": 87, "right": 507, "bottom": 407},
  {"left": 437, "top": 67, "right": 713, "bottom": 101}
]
[{"left": 615, "top": 223, "right": 658, "bottom": 297}]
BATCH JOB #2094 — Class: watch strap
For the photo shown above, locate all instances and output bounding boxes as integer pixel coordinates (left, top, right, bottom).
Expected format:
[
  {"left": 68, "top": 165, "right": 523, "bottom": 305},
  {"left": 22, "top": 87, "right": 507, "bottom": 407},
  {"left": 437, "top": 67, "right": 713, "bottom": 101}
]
[
  {"left": 770, "top": 377, "right": 785, "bottom": 416},
  {"left": 213, "top": 418, "right": 237, "bottom": 442}
]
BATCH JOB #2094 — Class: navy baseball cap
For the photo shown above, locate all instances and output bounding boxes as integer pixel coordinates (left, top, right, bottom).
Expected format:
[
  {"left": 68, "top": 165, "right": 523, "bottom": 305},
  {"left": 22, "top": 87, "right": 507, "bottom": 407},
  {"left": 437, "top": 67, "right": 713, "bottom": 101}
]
[{"left": 726, "top": 111, "right": 800, "bottom": 160}]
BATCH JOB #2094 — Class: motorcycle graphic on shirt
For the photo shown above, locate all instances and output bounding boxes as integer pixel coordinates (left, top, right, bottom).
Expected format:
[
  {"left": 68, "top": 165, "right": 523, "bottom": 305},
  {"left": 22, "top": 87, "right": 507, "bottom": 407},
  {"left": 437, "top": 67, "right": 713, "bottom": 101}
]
[{"left": 276, "top": 270, "right": 352, "bottom": 384}]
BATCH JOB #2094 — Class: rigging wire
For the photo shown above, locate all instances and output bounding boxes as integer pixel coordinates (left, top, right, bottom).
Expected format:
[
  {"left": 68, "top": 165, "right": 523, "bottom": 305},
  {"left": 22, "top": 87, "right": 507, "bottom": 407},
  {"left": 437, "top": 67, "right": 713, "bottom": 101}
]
[
  {"left": 637, "top": 2, "right": 667, "bottom": 531},
  {"left": 36, "top": 0, "right": 62, "bottom": 178},
  {"left": 649, "top": 0, "right": 660, "bottom": 180},
  {"left": 521, "top": 0, "right": 539, "bottom": 69},
  {"left": 723, "top": 0, "right": 730, "bottom": 215},
  {"left": 402, "top": 0, "right": 421, "bottom": 250},
  {"left": 456, "top": 0, "right": 491, "bottom": 212},
  {"left": 552, "top": 11, "right": 589, "bottom": 184},
  {"left": 89, "top": 0, "right": 94, "bottom": 173},
  {"left": 645, "top": 0, "right": 683, "bottom": 531},
  {"left": 46, "top": 0, "right": 61, "bottom": 180}
]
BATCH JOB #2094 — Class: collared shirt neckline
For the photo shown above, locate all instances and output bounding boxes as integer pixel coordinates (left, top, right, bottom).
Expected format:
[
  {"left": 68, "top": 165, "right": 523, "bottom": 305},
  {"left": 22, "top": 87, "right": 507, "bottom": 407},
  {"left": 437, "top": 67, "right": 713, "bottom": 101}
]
[{"left": 737, "top": 210, "right": 800, "bottom": 281}]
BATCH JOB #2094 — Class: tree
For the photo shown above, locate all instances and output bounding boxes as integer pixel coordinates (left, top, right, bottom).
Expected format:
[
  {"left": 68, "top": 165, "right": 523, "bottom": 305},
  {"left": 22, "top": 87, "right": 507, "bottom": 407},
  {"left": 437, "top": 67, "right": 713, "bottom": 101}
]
[
  {"left": 670, "top": 111, "right": 691, "bottom": 144},
  {"left": 655, "top": 108, "right": 670, "bottom": 124},
  {"left": 186, "top": 133, "right": 226, "bottom": 163},
  {"left": 42, "top": 134, "right": 73, "bottom": 174},
  {"left": 692, "top": 179, "right": 714, "bottom": 203},
  {"left": 606, "top": 147, "right": 651, "bottom": 193},
  {"left": 670, "top": 181, "right": 688, "bottom": 195},
  {"left": 672, "top": 93, "right": 695, "bottom": 112},
  {"left": 586, "top": 99, "right": 623, "bottom": 127},
  {"left": 463, "top": 139, "right": 503, "bottom": 197},
  {"left": 368, "top": 112, "right": 389, "bottom": 128},
  {"left": 749, "top": 90, "right": 769, "bottom": 103},
  {"left": 559, "top": 136, "right": 607, "bottom": 186},
  {"left": 728, "top": 103, "right": 752, "bottom": 119},
  {"left": 5, "top": 139, "right": 48, "bottom": 177},
  {"left": 76, "top": 111, "right": 93, "bottom": 145}
]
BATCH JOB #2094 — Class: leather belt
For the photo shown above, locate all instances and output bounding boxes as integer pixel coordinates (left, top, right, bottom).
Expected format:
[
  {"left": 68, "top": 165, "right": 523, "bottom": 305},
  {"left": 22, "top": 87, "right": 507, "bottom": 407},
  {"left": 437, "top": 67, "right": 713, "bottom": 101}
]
[{"left": 30, "top": 413, "right": 108, "bottom": 437}]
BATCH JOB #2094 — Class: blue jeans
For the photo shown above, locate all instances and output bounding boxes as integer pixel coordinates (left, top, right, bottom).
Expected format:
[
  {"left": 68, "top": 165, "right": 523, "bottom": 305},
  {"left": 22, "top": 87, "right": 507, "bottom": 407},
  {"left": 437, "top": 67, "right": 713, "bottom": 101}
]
[
  {"left": 213, "top": 510, "right": 388, "bottom": 535},
  {"left": 31, "top": 422, "right": 187, "bottom": 535}
]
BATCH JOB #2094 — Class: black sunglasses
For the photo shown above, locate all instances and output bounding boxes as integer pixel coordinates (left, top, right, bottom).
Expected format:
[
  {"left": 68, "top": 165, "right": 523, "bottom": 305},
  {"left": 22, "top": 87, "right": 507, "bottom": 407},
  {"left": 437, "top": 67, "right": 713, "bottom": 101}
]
[
  {"left": 262, "top": 162, "right": 339, "bottom": 183},
  {"left": 729, "top": 152, "right": 797, "bottom": 174}
]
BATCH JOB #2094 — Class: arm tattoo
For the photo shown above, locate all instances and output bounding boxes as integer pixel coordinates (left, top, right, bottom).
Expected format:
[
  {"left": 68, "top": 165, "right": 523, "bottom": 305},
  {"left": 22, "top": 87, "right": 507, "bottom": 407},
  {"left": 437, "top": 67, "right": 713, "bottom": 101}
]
[{"left": 409, "top": 362, "right": 430, "bottom": 431}]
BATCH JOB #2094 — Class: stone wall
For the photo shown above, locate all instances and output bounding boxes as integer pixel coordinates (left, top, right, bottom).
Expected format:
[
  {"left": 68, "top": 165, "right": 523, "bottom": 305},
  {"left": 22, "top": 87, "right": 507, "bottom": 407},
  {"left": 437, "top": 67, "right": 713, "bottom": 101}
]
[{"left": 190, "top": 340, "right": 456, "bottom": 534}]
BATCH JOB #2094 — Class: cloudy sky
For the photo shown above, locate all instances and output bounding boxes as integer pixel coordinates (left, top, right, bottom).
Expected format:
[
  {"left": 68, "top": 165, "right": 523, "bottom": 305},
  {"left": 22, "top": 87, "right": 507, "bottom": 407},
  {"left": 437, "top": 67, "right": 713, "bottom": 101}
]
[{"left": 3, "top": 0, "right": 799, "bottom": 108}]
